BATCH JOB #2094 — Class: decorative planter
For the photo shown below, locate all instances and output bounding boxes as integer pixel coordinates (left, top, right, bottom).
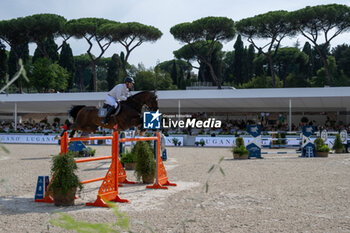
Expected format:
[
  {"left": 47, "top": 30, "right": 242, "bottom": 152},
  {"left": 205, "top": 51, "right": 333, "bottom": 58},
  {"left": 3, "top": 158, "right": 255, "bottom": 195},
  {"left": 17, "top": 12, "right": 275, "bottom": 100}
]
[
  {"left": 233, "top": 153, "right": 249, "bottom": 160},
  {"left": 53, "top": 187, "right": 77, "bottom": 206},
  {"left": 124, "top": 162, "right": 136, "bottom": 170},
  {"left": 335, "top": 149, "right": 343, "bottom": 153},
  {"left": 142, "top": 174, "right": 155, "bottom": 184},
  {"left": 315, "top": 151, "right": 328, "bottom": 157}
]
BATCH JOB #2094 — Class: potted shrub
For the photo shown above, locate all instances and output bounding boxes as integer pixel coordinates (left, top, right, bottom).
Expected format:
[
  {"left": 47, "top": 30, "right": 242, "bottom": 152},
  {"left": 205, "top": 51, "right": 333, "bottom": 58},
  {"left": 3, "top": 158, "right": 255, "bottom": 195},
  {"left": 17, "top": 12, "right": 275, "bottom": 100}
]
[
  {"left": 316, "top": 144, "right": 330, "bottom": 157},
  {"left": 172, "top": 138, "right": 179, "bottom": 146},
  {"left": 199, "top": 139, "right": 205, "bottom": 147},
  {"left": 232, "top": 137, "right": 249, "bottom": 159},
  {"left": 232, "top": 145, "right": 249, "bottom": 159},
  {"left": 194, "top": 141, "right": 200, "bottom": 147},
  {"left": 333, "top": 134, "right": 344, "bottom": 153},
  {"left": 49, "top": 151, "right": 82, "bottom": 206},
  {"left": 235, "top": 137, "right": 244, "bottom": 147},
  {"left": 134, "top": 141, "right": 156, "bottom": 184},
  {"left": 120, "top": 149, "right": 137, "bottom": 170},
  {"left": 314, "top": 137, "right": 329, "bottom": 157},
  {"left": 79, "top": 147, "right": 96, "bottom": 157}
]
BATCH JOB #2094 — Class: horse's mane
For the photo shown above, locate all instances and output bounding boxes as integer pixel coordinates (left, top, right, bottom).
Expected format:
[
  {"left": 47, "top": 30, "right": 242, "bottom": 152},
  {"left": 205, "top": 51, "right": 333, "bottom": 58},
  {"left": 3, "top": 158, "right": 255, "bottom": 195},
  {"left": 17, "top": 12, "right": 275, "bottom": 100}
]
[
  {"left": 123, "top": 90, "right": 156, "bottom": 110},
  {"left": 128, "top": 90, "right": 154, "bottom": 100}
]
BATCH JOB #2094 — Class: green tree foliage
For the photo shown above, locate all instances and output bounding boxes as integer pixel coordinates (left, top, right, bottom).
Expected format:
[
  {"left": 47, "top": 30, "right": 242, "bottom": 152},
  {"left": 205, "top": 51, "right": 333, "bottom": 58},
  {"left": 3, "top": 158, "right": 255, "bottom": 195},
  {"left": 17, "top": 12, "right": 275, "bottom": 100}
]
[
  {"left": 94, "top": 57, "right": 110, "bottom": 91},
  {"left": 246, "top": 44, "right": 256, "bottom": 82},
  {"left": 233, "top": 35, "right": 245, "bottom": 84},
  {"left": 106, "top": 53, "right": 122, "bottom": 90},
  {"left": 289, "top": 4, "right": 350, "bottom": 86},
  {"left": 332, "top": 44, "right": 350, "bottom": 80},
  {"left": 300, "top": 42, "right": 316, "bottom": 78},
  {"left": 238, "top": 75, "right": 283, "bottom": 88},
  {"left": 222, "top": 51, "right": 235, "bottom": 84},
  {"left": 59, "top": 42, "right": 76, "bottom": 90},
  {"left": 8, "top": 43, "right": 29, "bottom": 93},
  {"left": 0, "top": 17, "right": 30, "bottom": 93},
  {"left": 32, "top": 36, "right": 59, "bottom": 63},
  {"left": 100, "top": 22, "right": 162, "bottom": 76},
  {"left": 274, "top": 47, "right": 309, "bottom": 87},
  {"left": 311, "top": 56, "right": 338, "bottom": 87},
  {"left": 156, "top": 59, "right": 191, "bottom": 89},
  {"left": 171, "top": 16, "right": 235, "bottom": 88},
  {"left": 74, "top": 54, "right": 92, "bottom": 91},
  {"left": 30, "top": 58, "right": 68, "bottom": 92},
  {"left": 0, "top": 41, "right": 8, "bottom": 85},
  {"left": 66, "top": 17, "right": 115, "bottom": 91},
  {"left": 236, "top": 10, "right": 294, "bottom": 87},
  {"left": 25, "top": 14, "right": 66, "bottom": 58},
  {"left": 174, "top": 41, "right": 223, "bottom": 85},
  {"left": 134, "top": 69, "right": 176, "bottom": 91}
]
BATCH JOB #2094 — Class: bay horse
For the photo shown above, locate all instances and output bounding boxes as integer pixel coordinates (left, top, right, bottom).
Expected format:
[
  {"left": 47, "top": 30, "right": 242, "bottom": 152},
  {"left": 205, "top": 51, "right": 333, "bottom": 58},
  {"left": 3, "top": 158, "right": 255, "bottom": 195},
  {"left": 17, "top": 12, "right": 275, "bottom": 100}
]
[{"left": 68, "top": 91, "right": 158, "bottom": 137}]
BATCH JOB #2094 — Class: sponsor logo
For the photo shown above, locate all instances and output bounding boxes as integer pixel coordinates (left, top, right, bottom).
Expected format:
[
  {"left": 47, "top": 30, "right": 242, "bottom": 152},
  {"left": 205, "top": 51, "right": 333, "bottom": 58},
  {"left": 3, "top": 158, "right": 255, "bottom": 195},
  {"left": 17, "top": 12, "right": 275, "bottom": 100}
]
[
  {"left": 143, "top": 110, "right": 222, "bottom": 129},
  {"left": 143, "top": 110, "right": 162, "bottom": 129}
]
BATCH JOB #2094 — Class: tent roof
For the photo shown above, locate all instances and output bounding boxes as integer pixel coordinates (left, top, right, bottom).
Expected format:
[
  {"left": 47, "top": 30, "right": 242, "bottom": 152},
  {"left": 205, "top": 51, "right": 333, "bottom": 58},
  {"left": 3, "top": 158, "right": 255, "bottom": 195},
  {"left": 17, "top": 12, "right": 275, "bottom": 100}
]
[{"left": 1, "top": 87, "right": 350, "bottom": 114}]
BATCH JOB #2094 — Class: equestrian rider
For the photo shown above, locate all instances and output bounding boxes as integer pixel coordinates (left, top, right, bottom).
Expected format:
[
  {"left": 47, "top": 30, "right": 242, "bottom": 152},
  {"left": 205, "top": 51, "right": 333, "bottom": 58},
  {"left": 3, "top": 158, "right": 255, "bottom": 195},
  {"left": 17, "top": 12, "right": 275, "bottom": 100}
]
[{"left": 102, "top": 76, "right": 135, "bottom": 124}]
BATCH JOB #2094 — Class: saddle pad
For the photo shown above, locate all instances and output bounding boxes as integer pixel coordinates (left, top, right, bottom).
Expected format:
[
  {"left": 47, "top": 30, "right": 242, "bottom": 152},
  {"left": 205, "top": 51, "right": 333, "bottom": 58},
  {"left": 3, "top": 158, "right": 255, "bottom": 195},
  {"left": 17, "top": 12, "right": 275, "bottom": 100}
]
[{"left": 98, "top": 104, "right": 121, "bottom": 118}]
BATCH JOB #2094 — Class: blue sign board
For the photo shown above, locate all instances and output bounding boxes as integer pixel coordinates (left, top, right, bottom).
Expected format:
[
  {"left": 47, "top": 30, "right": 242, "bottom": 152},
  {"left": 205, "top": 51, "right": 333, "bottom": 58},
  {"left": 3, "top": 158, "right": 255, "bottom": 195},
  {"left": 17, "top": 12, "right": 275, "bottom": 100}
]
[
  {"left": 246, "top": 143, "right": 262, "bottom": 158},
  {"left": 34, "top": 176, "right": 49, "bottom": 200},
  {"left": 68, "top": 141, "right": 86, "bottom": 152},
  {"left": 247, "top": 125, "right": 261, "bottom": 138}
]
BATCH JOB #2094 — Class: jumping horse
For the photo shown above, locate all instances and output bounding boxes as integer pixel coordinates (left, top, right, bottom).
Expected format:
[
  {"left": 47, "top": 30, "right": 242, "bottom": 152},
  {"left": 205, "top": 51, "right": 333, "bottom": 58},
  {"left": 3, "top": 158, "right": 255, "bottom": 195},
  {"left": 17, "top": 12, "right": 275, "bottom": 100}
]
[{"left": 67, "top": 91, "right": 158, "bottom": 137}]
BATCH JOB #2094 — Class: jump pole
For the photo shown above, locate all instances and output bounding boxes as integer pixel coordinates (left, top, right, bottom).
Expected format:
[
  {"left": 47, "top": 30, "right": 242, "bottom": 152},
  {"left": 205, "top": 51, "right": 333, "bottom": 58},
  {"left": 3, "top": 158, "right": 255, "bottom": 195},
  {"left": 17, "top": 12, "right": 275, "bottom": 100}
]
[{"left": 118, "top": 131, "right": 176, "bottom": 189}]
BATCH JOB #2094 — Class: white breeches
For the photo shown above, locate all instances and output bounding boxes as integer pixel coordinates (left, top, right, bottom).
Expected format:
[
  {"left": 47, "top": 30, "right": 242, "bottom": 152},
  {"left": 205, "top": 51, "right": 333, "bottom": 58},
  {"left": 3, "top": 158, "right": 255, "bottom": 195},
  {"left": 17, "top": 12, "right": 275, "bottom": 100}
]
[{"left": 105, "top": 95, "right": 118, "bottom": 108}]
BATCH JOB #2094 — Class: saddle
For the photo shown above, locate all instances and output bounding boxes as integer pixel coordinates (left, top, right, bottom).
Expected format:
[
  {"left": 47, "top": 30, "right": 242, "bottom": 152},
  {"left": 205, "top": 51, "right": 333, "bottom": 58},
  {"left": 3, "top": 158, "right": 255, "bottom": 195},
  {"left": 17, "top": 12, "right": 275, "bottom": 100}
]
[{"left": 98, "top": 103, "right": 121, "bottom": 117}]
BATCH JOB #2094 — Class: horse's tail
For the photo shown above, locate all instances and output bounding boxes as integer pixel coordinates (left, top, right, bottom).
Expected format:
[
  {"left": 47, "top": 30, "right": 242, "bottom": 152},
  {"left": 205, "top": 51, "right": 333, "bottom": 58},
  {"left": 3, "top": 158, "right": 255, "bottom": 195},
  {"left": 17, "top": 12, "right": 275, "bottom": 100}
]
[{"left": 69, "top": 105, "right": 85, "bottom": 122}]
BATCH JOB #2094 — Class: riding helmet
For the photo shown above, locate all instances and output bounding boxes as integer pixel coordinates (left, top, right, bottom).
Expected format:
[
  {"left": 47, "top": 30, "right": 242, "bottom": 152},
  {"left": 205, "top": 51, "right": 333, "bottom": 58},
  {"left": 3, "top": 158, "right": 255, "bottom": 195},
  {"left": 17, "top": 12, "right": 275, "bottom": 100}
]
[{"left": 124, "top": 76, "right": 135, "bottom": 84}]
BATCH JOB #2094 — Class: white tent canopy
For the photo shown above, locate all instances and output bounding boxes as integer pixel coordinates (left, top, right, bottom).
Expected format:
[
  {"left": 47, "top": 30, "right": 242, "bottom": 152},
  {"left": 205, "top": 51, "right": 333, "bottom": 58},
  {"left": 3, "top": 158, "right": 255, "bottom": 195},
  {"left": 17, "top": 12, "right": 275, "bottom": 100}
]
[{"left": 1, "top": 87, "right": 350, "bottom": 114}]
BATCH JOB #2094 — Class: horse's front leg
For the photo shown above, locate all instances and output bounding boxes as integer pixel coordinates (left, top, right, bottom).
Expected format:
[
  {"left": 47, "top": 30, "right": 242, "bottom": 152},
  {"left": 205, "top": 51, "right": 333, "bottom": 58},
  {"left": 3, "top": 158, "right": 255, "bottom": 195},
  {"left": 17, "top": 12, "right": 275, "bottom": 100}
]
[{"left": 69, "top": 130, "right": 76, "bottom": 138}]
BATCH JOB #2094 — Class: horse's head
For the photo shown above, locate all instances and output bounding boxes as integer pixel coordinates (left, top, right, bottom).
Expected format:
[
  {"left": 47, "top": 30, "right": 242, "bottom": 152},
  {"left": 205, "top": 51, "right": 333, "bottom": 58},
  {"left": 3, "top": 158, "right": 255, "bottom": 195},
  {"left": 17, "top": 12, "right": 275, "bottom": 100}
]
[
  {"left": 146, "top": 91, "right": 159, "bottom": 111},
  {"left": 129, "top": 91, "right": 159, "bottom": 112}
]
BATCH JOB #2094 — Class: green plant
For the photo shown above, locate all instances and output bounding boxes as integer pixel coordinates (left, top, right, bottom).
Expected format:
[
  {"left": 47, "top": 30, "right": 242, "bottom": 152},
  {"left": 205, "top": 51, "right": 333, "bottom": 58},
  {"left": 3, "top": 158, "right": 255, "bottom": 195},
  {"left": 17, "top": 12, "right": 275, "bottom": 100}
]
[
  {"left": 232, "top": 145, "right": 249, "bottom": 156},
  {"left": 314, "top": 137, "right": 325, "bottom": 151},
  {"left": 279, "top": 133, "right": 286, "bottom": 145},
  {"left": 120, "top": 149, "right": 137, "bottom": 164},
  {"left": 49, "top": 151, "right": 82, "bottom": 196},
  {"left": 235, "top": 137, "right": 245, "bottom": 147},
  {"left": 194, "top": 141, "right": 200, "bottom": 146},
  {"left": 172, "top": 137, "right": 179, "bottom": 146},
  {"left": 50, "top": 202, "right": 130, "bottom": 232},
  {"left": 318, "top": 144, "right": 330, "bottom": 153},
  {"left": 80, "top": 147, "right": 96, "bottom": 157},
  {"left": 199, "top": 139, "right": 205, "bottom": 146},
  {"left": 134, "top": 141, "right": 156, "bottom": 182},
  {"left": 332, "top": 134, "right": 344, "bottom": 152}
]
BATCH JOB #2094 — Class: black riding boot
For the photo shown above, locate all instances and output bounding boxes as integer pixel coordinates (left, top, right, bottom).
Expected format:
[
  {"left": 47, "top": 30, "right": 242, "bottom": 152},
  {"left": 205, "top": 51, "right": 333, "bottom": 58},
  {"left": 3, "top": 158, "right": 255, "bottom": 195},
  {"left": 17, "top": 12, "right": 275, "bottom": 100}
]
[{"left": 102, "top": 106, "right": 115, "bottom": 125}]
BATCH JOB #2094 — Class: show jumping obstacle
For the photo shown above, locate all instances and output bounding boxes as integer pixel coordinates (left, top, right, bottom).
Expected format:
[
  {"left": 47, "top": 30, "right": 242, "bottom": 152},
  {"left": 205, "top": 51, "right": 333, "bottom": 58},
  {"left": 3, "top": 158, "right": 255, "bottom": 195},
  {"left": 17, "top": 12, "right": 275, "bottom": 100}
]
[{"left": 35, "top": 129, "right": 176, "bottom": 207}]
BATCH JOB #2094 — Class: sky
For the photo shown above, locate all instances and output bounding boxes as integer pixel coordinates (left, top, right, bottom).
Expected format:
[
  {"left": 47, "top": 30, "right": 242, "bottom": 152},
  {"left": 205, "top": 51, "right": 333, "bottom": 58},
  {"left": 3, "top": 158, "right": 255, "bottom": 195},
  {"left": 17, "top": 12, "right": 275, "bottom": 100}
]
[{"left": 1, "top": 0, "right": 350, "bottom": 68}]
